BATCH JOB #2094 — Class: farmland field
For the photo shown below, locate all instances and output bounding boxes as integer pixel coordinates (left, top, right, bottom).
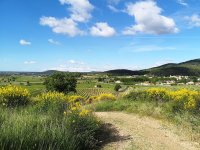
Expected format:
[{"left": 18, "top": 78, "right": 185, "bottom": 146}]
[{"left": 76, "top": 88, "right": 114, "bottom": 99}]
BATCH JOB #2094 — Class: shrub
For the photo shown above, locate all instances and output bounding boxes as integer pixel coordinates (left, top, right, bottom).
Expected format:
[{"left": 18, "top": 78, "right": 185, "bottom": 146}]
[
  {"left": 0, "top": 85, "right": 30, "bottom": 107},
  {"left": 68, "top": 95, "right": 84, "bottom": 103},
  {"left": 170, "top": 89, "right": 200, "bottom": 111},
  {"left": 98, "top": 94, "right": 116, "bottom": 101},
  {"left": 124, "top": 88, "right": 200, "bottom": 112},
  {"left": 35, "top": 91, "right": 67, "bottom": 114},
  {"left": 114, "top": 84, "right": 121, "bottom": 92},
  {"left": 123, "top": 90, "right": 146, "bottom": 101},
  {"left": 87, "top": 96, "right": 98, "bottom": 104},
  {"left": 146, "top": 88, "right": 171, "bottom": 103}
]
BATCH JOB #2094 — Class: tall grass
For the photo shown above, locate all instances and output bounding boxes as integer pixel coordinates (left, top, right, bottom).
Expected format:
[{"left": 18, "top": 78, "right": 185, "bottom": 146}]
[
  {"left": 0, "top": 86, "right": 102, "bottom": 150},
  {"left": 0, "top": 106, "right": 100, "bottom": 150}
]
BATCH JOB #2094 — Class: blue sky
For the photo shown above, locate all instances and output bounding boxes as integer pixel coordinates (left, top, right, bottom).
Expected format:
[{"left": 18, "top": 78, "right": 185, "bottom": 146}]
[{"left": 0, "top": 0, "right": 200, "bottom": 72}]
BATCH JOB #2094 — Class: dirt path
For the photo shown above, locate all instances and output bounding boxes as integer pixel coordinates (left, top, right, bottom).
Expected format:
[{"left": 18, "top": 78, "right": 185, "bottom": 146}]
[{"left": 96, "top": 112, "right": 200, "bottom": 150}]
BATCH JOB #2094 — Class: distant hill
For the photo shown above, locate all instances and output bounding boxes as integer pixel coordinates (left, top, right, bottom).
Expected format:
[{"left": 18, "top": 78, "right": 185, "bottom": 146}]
[
  {"left": 105, "top": 59, "right": 200, "bottom": 76},
  {"left": 105, "top": 69, "right": 147, "bottom": 76},
  {"left": 146, "top": 59, "right": 200, "bottom": 76},
  {"left": 0, "top": 59, "right": 199, "bottom": 76}
]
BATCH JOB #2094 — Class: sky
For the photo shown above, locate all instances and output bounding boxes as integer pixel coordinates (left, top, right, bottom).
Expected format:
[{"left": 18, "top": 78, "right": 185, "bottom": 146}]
[{"left": 0, "top": 0, "right": 200, "bottom": 72}]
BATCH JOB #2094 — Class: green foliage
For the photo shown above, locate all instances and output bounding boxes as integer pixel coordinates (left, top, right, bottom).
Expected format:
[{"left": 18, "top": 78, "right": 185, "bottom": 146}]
[
  {"left": 114, "top": 84, "right": 121, "bottom": 92},
  {"left": 45, "top": 73, "right": 77, "bottom": 94},
  {"left": 96, "top": 84, "right": 102, "bottom": 88},
  {"left": 97, "top": 77, "right": 105, "bottom": 82}
]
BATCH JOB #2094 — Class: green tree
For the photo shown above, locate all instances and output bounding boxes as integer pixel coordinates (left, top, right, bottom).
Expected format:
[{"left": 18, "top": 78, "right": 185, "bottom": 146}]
[{"left": 45, "top": 73, "right": 77, "bottom": 93}]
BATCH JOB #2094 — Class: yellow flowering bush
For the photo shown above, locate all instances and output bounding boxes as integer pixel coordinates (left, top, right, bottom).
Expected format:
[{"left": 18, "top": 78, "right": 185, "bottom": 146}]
[
  {"left": 36, "top": 91, "right": 67, "bottom": 102},
  {"left": 86, "top": 96, "right": 98, "bottom": 104},
  {"left": 170, "top": 89, "right": 199, "bottom": 110},
  {"left": 124, "top": 88, "right": 200, "bottom": 112},
  {"left": 97, "top": 93, "right": 116, "bottom": 101},
  {"left": 67, "top": 101, "right": 91, "bottom": 117},
  {"left": 145, "top": 88, "right": 200, "bottom": 111},
  {"left": 146, "top": 88, "right": 171, "bottom": 102},
  {"left": 36, "top": 92, "right": 91, "bottom": 116},
  {"left": 35, "top": 91, "right": 68, "bottom": 114},
  {"left": 68, "top": 95, "right": 84, "bottom": 103},
  {"left": 0, "top": 85, "right": 30, "bottom": 107}
]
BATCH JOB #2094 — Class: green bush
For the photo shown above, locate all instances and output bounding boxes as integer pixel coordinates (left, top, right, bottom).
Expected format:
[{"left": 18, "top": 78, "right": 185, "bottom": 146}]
[{"left": 114, "top": 84, "right": 121, "bottom": 92}]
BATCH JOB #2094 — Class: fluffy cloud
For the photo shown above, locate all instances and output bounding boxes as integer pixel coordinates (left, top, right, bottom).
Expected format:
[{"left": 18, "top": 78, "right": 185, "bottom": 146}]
[
  {"left": 51, "top": 60, "right": 91, "bottom": 72},
  {"left": 59, "top": 0, "right": 94, "bottom": 22},
  {"left": 123, "top": 1, "right": 179, "bottom": 35},
  {"left": 40, "top": 17, "right": 84, "bottom": 37},
  {"left": 186, "top": 14, "right": 200, "bottom": 27},
  {"left": 24, "top": 61, "right": 37, "bottom": 64},
  {"left": 48, "top": 39, "right": 60, "bottom": 45},
  {"left": 19, "top": 39, "right": 31, "bottom": 45},
  {"left": 40, "top": 0, "right": 93, "bottom": 37},
  {"left": 90, "top": 22, "right": 116, "bottom": 37}
]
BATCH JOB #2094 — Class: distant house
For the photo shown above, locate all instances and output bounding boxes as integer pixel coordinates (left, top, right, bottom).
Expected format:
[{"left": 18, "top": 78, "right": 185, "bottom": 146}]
[
  {"left": 140, "top": 82, "right": 151, "bottom": 86},
  {"left": 195, "top": 82, "right": 200, "bottom": 85},
  {"left": 178, "top": 83, "right": 184, "bottom": 85},
  {"left": 186, "top": 82, "right": 194, "bottom": 85},
  {"left": 115, "top": 80, "right": 122, "bottom": 84}
]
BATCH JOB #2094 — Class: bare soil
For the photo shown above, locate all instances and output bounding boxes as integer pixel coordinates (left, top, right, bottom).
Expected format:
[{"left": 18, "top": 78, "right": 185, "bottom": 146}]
[{"left": 96, "top": 112, "right": 200, "bottom": 150}]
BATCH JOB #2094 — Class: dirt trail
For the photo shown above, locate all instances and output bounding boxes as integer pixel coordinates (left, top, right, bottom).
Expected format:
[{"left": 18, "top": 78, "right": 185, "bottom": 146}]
[{"left": 96, "top": 112, "right": 200, "bottom": 150}]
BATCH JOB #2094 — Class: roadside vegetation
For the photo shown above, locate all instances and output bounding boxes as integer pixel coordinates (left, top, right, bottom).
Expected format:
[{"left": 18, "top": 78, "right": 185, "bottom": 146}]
[
  {"left": 0, "top": 73, "right": 102, "bottom": 150},
  {"left": 92, "top": 87, "right": 200, "bottom": 142}
]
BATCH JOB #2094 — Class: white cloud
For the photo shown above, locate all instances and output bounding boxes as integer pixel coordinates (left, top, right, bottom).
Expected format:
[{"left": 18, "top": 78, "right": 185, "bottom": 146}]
[
  {"left": 186, "top": 14, "right": 200, "bottom": 27},
  {"left": 40, "top": 17, "right": 84, "bottom": 37},
  {"left": 123, "top": 1, "right": 179, "bottom": 35},
  {"left": 51, "top": 62, "right": 141, "bottom": 72},
  {"left": 68, "top": 59, "right": 84, "bottom": 65},
  {"left": 51, "top": 60, "right": 91, "bottom": 72},
  {"left": 24, "top": 61, "right": 37, "bottom": 64},
  {"left": 48, "top": 39, "right": 60, "bottom": 45},
  {"left": 19, "top": 39, "right": 31, "bottom": 45},
  {"left": 90, "top": 22, "right": 116, "bottom": 37},
  {"left": 59, "top": 0, "right": 94, "bottom": 22},
  {"left": 177, "top": 0, "right": 188, "bottom": 6},
  {"left": 40, "top": 0, "right": 93, "bottom": 37},
  {"left": 107, "top": 5, "right": 120, "bottom": 12}
]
